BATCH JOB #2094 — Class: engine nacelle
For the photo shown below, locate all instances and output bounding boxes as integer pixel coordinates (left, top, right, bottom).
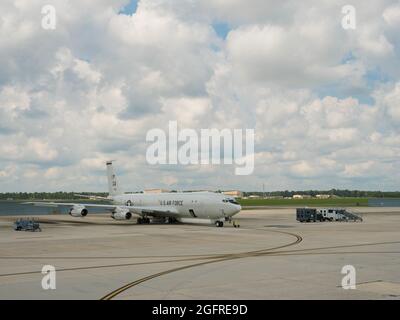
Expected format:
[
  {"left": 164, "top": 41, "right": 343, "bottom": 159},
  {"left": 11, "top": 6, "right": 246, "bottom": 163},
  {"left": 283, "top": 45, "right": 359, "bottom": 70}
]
[
  {"left": 111, "top": 208, "right": 132, "bottom": 220},
  {"left": 69, "top": 205, "right": 88, "bottom": 217}
]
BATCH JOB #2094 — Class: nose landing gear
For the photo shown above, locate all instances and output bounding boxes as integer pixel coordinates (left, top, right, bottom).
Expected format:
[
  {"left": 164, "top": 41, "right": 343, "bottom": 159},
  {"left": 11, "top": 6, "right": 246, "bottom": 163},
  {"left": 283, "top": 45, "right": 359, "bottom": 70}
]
[{"left": 232, "top": 220, "right": 240, "bottom": 228}]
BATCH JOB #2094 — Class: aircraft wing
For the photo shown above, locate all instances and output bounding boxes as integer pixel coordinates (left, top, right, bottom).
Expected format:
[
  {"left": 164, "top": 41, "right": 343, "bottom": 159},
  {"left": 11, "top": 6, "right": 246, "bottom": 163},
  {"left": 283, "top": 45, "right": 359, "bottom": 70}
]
[
  {"left": 74, "top": 194, "right": 109, "bottom": 200},
  {"left": 24, "top": 202, "right": 119, "bottom": 211},
  {"left": 24, "top": 202, "right": 179, "bottom": 217}
]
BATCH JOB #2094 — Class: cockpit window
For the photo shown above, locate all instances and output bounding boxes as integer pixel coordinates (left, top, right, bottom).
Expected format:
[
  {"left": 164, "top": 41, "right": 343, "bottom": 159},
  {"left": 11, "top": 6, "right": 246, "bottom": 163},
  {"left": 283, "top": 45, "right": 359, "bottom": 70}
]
[{"left": 223, "top": 199, "right": 239, "bottom": 205}]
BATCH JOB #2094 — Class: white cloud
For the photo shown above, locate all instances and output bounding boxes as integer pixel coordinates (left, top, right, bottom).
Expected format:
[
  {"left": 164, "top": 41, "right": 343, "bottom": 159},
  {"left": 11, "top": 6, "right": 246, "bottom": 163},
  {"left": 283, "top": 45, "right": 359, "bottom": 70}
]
[
  {"left": 0, "top": 0, "right": 399, "bottom": 191},
  {"left": 381, "top": 83, "right": 400, "bottom": 123},
  {"left": 383, "top": 4, "right": 400, "bottom": 27},
  {"left": 343, "top": 161, "right": 376, "bottom": 178},
  {"left": 0, "top": 165, "right": 16, "bottom": 178},
  {"left": 44, "top": 167, "right": 62, "bottom": 179},
  {"left": 0, "top": 86, "right": 30, "bottom": 113},
  {"left": 28, "top": 138, "right": 58, "bottom": 162},
  {"left": 225, "top": 23, "right": 359, "bottom": 87}
]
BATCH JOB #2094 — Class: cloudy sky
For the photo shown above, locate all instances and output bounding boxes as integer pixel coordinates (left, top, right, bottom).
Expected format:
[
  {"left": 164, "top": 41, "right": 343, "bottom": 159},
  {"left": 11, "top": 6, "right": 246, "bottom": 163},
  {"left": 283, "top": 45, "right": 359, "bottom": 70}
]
[{"left": 0, "top": 0, "right": 399, "bottom": 192}]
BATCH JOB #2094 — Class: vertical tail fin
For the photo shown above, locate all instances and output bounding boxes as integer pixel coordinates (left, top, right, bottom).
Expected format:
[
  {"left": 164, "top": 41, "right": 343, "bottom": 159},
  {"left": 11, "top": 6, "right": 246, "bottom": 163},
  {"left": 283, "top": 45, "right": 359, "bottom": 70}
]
[{"left": 106, "top": 161, "right": 122, "bottom": 196}]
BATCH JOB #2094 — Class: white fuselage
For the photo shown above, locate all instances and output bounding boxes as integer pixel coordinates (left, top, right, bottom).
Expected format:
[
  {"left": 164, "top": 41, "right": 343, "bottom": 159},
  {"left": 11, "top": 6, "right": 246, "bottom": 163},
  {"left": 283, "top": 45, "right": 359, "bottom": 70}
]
[{"left": 111, "top": 192, "right": 241, "bottom": 220}]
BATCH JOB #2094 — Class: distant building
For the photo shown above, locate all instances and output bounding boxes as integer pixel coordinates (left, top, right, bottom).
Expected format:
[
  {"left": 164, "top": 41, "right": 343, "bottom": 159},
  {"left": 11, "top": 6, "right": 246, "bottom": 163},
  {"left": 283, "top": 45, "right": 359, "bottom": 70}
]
[
  {"left": 248, "top": 195, "right": 261, "bottom": 199},
  {"left": 223, "top": 190, "right": 243, "bottom": 198},
  {"left": 316, "top": 194, "right": 331, "bottom": 199},
  {"left": 293, "top": 194, "right": 312, "bottom": 199},
  {"left": 144, "top": 189, "right": 170, "bottom": 194}
]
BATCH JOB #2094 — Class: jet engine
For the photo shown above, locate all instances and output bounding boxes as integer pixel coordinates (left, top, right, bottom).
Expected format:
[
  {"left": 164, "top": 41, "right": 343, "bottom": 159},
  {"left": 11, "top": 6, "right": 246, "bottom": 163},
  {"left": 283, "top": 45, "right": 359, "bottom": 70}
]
[
  {"left": 69, "top": 204, "right": 88, "bottom": 217},
  {"left": 111, "top": 208, "right": 132, "bottom": 220}
]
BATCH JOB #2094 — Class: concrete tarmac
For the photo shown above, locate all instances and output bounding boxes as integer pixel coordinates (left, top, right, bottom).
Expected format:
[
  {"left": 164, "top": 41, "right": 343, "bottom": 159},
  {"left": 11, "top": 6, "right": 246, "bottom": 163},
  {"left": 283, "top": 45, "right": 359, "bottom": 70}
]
[{"left": 0, "top": 207, "right": 399, "bottom": 299}]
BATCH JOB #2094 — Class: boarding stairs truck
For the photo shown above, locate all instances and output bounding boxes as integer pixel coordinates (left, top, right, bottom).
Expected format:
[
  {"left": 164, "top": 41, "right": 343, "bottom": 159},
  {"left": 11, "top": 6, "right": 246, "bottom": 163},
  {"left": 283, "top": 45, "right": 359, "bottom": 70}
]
[
  {"left": 340, "top": 209, "right": 363, "bottom": 222},
  {"left": 297, "top": 208, "right": 363, "bottom": 223},
  {"left": 317, "top": 208, "right": 363, "bottom": 222}
]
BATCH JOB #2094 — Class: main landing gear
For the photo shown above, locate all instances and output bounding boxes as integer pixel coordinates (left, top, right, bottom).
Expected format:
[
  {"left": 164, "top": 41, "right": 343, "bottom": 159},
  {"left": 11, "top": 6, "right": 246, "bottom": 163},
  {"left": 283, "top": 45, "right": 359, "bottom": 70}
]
[
  {"left": 215, "top": 221, "right": 224, "bottom": 228},
  {"left": 137, "top": 217, "right": 151, "bottom": 224},
  {"left": 166, "top": 217, "right": 178, "bottom": 224}
]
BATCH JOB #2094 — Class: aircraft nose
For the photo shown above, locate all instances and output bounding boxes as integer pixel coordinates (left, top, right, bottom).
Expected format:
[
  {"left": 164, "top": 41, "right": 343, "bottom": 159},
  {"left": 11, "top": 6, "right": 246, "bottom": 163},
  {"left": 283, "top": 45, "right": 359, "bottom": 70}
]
[{"left": 234, "top": 204, "right": 241, "bottom": 214}]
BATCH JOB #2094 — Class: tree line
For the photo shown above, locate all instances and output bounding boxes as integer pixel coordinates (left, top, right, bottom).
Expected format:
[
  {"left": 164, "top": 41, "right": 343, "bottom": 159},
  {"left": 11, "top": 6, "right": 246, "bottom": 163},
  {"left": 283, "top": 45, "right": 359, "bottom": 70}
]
[{"left": 242, "top": 189, "right": 400, "bottom": 198}]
